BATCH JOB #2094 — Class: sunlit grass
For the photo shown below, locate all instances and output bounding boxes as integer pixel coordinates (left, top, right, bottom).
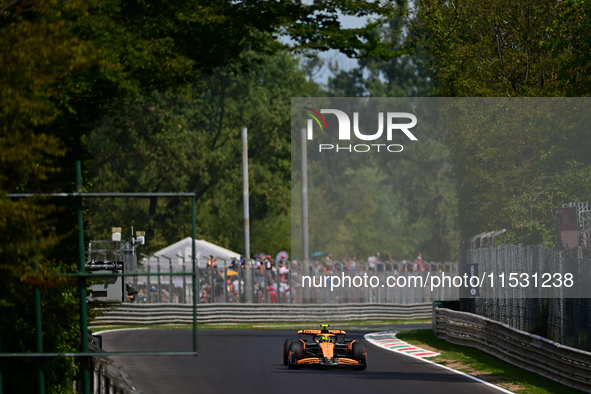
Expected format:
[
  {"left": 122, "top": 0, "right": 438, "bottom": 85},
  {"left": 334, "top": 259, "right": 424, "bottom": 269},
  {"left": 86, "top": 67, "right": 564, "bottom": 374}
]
[{"left": 396, "top": 329, "right": 586, "bottom": 394}]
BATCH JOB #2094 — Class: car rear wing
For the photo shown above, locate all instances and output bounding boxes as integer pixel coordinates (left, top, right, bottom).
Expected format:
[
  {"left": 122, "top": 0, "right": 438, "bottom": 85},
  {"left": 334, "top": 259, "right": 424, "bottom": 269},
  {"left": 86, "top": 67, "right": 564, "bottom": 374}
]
[{"left": 298, "top": 329, "right": 347, "bottom": 335}]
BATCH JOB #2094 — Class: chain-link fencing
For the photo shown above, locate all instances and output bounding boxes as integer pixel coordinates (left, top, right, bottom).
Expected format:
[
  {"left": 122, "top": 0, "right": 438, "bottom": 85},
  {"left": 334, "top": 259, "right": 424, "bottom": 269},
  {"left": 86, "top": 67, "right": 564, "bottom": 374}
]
[
  {"left": 126, "top": 257, "right": 458, "bottom": 305},
  {"left": 460, "top": 245, "right": 591, "bottom": 352}
]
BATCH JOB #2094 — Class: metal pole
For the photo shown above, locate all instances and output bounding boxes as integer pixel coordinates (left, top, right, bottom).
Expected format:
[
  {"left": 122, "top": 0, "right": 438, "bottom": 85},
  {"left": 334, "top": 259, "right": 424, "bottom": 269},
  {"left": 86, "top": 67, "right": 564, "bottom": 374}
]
[
  {"left": 191, "top": 197, "right": 198, "bottom": 354},
  {"left": 264, "top": 267, "right": 269, "bottom": 303},
  {"left": 244, "top": 263, "right": 253, "bottom": 303},
  {"left": 301, "top": 129, "right": 310, "bottom": 302},
  {"left": 210, "top": 262, "right": 215, "bottom": 303},
  {"left": 0, "top": 334, "right": 3, "bottom": 394},
  {"left": 34, "top": 248, "right": 45, "bottom": 394},
  {"left": 242, "top": 127, "right": 253, "bottom": 303},
  {"left": 288, "top": 262, "right": 292, "bottom": 304},
  {"left": 182, "top": 264, "right": 187, "bottom": 304},
  {"left": 141, "top": 252, "right": 152, "bottom": 303},
  {"left": 222, "top": 260, "right": 228, "bottom": 303},
  {"left": 76, "top": 161, "right": 90, "bottom": 394},
  {"left": 241, "top": 127, "right": 250, "bottom": 260},
  {"left": 161, "top": 256, "right": 172, "bottom": 303},
  {"left": 176, "top": 254, "right": 186, "bottom": 304},
  {"left": 157, "top": 259, "right": 162, "bottom": 303},
  {"left": 147, "top": 265, "right": 151, "bottom": 303},
  {"left": 276, "top": 265, "right": 280, "bottom": 305},
  {"left": 252, "top": 265, "right": 256, "bottom": 303},
  {"left": 238, "top": 266, "right": 242, "bottom": 303},
  {"left": 169, "top": 257, "right": 173, "bottom": 303}
]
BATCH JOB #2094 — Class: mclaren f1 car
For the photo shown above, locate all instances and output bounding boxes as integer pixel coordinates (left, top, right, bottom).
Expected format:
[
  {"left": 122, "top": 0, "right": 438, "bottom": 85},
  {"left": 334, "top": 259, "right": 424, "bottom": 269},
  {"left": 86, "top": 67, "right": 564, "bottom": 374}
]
[{"left": 283, "top": 324, "right": 367, "bottom": 370}]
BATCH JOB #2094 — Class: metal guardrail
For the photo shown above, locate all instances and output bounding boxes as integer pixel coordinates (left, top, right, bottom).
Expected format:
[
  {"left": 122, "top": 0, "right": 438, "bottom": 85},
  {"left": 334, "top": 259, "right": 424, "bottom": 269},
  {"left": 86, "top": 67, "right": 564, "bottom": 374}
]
[
  {"left": 72, "top": 336, "right": 141, "bottom": 394},
  {"left": 87, "top": 355, "right": 139, "bottom": 394},
  {"left": 91, "top": 303, "right": 432, "bottom": 325},
  {"left": 434, "top": 307, "right": 591, "bottom": 392}
]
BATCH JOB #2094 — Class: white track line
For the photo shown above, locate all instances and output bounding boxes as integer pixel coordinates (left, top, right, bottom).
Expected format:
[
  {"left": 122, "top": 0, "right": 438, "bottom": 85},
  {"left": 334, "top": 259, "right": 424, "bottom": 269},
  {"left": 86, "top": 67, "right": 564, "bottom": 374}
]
[{"left": 365, "top": 331, "right": 515, "bottom": 394}]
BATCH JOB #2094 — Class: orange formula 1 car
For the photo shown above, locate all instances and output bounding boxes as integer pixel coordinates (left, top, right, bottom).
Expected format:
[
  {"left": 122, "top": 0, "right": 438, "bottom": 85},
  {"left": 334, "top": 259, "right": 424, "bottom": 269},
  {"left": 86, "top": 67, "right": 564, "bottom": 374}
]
[{"left": 283, "top": 325, "right": 367, "bottom": 370}]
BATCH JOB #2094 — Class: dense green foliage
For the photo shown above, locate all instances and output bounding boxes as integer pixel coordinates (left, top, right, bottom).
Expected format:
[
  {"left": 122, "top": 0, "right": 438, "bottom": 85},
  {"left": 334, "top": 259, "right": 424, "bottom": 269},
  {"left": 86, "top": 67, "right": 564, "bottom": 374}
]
[
  {"left": 413, "top": 0, "right": 562, "bottom": 97},
  {"left": 312, "top": 3, "right": 458, "bottom": 261},
  {"left": 310, "top": 0, "right": 591, "bottom": 257},
  {"left": 291, "top": 97, "right": 459, "bottom": 262},
  {"left": 87, "top": 51, "right": 313, "bottom": 254},
  {"left": 439, "top": 99, "right": 591, "bottom": 244},
  {"left": 1, "top": 0, "right": 402, "bottom": 391},
  {"left": 411, "top": 0, "right": 591, "bottom": 246},
  {"left": 1, "top": 2, "right": 90, "bottom": 392},
  {"left": 545, "top": 0, "right": 591, "bottom": 96}
]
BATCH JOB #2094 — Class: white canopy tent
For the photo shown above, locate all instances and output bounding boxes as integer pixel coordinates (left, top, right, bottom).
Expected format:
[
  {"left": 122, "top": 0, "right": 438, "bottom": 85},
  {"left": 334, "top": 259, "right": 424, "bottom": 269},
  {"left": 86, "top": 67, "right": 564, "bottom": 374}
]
[{"left": 137, "top": 237, "right": 240, "bottom": 285}]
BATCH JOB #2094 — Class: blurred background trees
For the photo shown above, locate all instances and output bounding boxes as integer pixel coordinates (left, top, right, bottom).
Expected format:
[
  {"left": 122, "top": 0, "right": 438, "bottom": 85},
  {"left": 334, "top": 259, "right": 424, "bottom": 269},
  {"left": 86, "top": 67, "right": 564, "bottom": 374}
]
[{"left": 0, "top": 1, "right": 401, "bottom": 392}]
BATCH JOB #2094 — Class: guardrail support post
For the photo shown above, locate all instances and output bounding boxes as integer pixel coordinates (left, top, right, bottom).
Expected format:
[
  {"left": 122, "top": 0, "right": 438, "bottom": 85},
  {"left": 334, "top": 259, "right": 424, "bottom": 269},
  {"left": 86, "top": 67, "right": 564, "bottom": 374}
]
[{"left": 432, "top": 301, "right": 442, "bottom": 336}]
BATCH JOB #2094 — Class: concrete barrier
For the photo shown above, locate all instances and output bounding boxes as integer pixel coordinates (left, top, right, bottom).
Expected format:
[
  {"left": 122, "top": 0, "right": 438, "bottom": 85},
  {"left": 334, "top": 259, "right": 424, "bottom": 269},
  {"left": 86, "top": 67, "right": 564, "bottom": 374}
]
[{"left": 91, "top": 303, "right": 432, "bottom": 326}]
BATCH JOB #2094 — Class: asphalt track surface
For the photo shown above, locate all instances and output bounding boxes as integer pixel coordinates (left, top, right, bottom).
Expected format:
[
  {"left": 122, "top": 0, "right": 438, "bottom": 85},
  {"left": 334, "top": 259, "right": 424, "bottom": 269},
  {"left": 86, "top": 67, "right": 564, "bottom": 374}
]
[{"left": 101, "top": 326, "right": 506, "bottom": 394}]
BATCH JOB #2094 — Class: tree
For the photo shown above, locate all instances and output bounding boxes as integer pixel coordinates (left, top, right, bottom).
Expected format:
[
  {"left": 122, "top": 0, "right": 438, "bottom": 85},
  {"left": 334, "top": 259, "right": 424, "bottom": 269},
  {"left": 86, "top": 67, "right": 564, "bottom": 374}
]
[
  {"left": 413, "top": 0, "right": 562, "bottom": 96},
  {"left": 410, "top": 0, "right": 591, "bottom": 246},
  {"left": 290, "top": 95, "right": 459, "bottom": 262},
  {"left": 545, "top": 0, "right": 591, "bottom": 96},
  {"left": 1, "top": 0, "right": 406, "bottom": 390},
  {"left": 327, "top": 0, "right": 437, "bottom": 98},
  {"left": 441, "top": 100, "right": 549, "bottom": 240},
  {"left": 440, "top": 99, "right": 591, "bottom": 245},
  {"left": 505, "top": 161, "right": 591, "bottom": 247},
  {"left": 1, "top": 1, "right": 93, "bottom": 392},
  {"left": 315, "top": 7, "right": 459, "bottom": 261},
  {"left": 87, "top": 51, "right": 313, "bottom": 255},
  {"left": 502, "top": 99, "right": 591, "bottom": 247}
]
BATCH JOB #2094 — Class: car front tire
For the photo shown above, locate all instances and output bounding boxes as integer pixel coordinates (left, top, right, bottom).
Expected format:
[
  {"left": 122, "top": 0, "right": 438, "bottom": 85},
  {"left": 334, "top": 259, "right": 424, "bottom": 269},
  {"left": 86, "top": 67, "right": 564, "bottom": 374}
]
[
  {"left": 352, "top": 341, "right": 367, "bottom": 370},
  {"left": 283, "top": 339, "right": 292, "bottom": 365},
  {"left": 288, "top": 341, "right": 303, "bottom": 369}
]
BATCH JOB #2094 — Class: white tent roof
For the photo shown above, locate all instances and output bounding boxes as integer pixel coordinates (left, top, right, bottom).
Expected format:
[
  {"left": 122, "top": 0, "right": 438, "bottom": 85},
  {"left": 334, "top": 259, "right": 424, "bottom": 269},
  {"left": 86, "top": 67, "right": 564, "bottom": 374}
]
[{"left": 142, "top": 237, "right": 240, "bottom": 270}]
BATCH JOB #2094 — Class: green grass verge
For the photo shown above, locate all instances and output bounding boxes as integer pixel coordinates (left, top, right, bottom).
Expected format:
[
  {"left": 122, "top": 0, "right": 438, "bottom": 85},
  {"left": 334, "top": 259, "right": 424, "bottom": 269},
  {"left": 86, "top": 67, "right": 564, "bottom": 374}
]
[{"left": 396, "top": 329, "right": 586, "bottom": 394}]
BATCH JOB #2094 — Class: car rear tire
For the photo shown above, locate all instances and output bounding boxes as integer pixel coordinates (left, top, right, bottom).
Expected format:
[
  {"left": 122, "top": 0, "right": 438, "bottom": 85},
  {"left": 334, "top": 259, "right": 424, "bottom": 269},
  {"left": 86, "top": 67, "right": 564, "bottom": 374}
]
[
  {"left": 352, "top": 341, "right": 367, "bottom": 370},
  {"left": 288, "top": 341, "right": 303, "bottom": 369},
  {"left": 283, "top": 339, "right": 291, "bottom": 365}
]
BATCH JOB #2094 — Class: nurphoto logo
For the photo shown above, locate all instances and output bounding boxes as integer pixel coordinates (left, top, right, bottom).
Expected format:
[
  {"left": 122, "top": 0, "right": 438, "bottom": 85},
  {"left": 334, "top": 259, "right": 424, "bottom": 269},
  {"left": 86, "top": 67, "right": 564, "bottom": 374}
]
[{"left": 303, "top": 107, "right": 418, "bottom": 153}]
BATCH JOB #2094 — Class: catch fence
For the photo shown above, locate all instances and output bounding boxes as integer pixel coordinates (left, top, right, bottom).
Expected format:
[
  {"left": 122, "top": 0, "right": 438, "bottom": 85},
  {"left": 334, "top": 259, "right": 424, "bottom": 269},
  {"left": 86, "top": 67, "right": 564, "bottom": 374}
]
[
  {"left": 460, "top": 244, "right": 591, "bottom": 352},
  {"left": 122, "top": 258, "right": 459, "bottom": 305}
]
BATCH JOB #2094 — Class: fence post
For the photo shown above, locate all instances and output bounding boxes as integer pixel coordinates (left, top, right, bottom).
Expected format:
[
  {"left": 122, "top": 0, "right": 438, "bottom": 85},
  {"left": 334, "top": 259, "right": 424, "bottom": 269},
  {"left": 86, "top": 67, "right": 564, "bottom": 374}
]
[
  {"left": 182, "top": 264, "right": 186, "bottom": 304},
  {"left": 0, "top": 337, "right": 2, "bottom": 394},
  {"left": 432, "top": 301, "right": 442, "bottom": 335},
  {"left": 157, "top": 263, "right": 162, "bottom": 303},
  {"left": 244, "top": 264, "right": 253, "bottom": 303},
  {"left": 76, "top": 161, "right": 90, "bottom": 394},
  {"left": 34, "top": 247, "right": 45, "bottom": 394},
  {"left": 191, "top": 197, "right": 198, "bottom": 354}
]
